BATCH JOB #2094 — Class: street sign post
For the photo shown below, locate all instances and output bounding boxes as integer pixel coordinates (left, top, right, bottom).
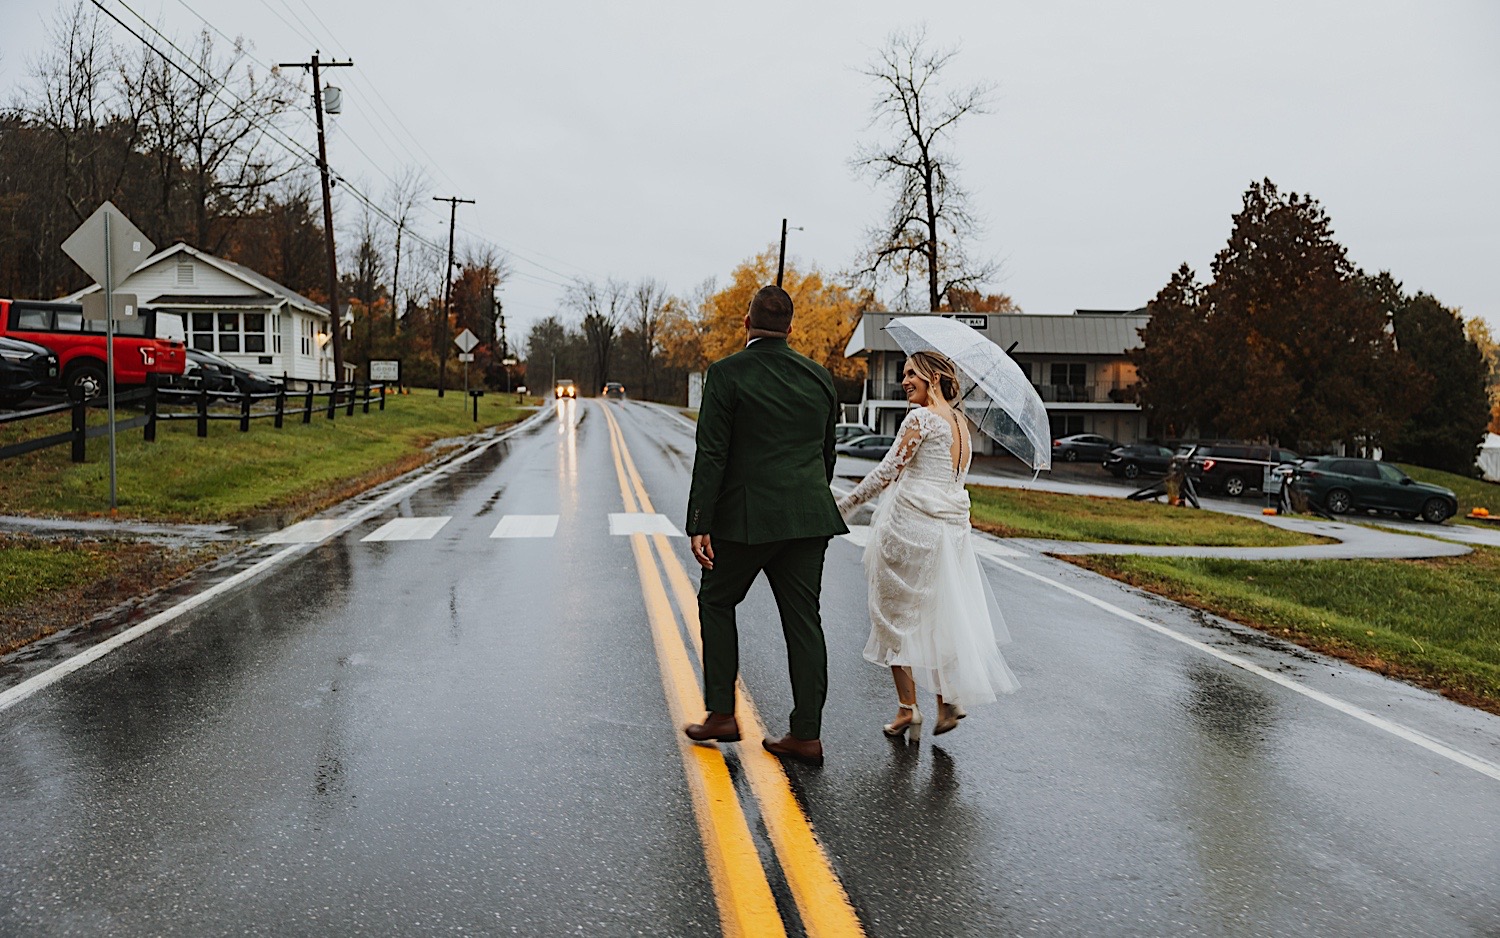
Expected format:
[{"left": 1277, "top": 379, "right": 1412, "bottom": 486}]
[
  {"left": 61, "top": 202, "right": 155, "bottom": 514},
  {"left": 82, "top": 293, "right": 139, "bottom": 322},
  {"left": 454, "top": 329, "right": 479, "bottom": 399}
]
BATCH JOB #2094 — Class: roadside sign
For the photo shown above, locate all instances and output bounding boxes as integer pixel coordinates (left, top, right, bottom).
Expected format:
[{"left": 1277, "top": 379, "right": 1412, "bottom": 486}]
[
  {"left": 369, "top": 359, "right": 401, "bottom": 382},
  {"left": 60, "top": 201, "right": 155, "bottom": 515},
  {"left": 457, "top": 352, "right": 475, "bottom": 362},
  {"left": 81, "top": 293, "right": 138, "bottom": 322},
  {"left": 61, "top": 201, "right": 154, "bottom": 292},
  {"left": 454, "top": 328, "right": 479, "bottom": 353}
]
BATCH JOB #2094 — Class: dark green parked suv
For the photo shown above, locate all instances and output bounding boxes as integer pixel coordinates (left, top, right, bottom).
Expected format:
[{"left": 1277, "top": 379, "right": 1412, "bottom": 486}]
[{"left": 1290, "top": 457, "right": 1457, "bottom": 523}]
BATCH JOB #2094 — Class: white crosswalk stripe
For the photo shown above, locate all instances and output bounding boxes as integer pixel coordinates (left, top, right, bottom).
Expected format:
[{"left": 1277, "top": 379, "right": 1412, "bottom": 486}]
[
  {"left": 361, "top": 516, "right": 452, "bottom": 542},
  {"left": 261, "top": 519, "right": 350, "bottom": 545},
  {"left": 608, "top": 513, "right": 685, "bottom": 537},
  {"left": 491, "top": 515, "right": 560, "bottom": 538}
]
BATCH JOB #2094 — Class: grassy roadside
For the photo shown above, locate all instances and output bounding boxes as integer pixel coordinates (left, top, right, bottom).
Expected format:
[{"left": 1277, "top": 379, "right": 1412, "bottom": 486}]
[
  {"left": 1069, "top": 549, "right": 1500, "bottom": 714},
  {"left": 0, "top": 533, "right": 216, "bottom": 653},
  {"left": 966, "top": 484, "right": 1329, "bottom": 548},
  {"left": 1396, "top": 463, "right": 1500, "bottom": 527},
  {"left": 0, "top": 389, "right": 536, "bottom": 523}
]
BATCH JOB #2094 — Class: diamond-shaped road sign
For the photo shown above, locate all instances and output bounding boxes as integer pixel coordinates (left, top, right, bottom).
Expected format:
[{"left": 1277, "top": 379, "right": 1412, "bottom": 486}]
[
  {"left": 454, "top": 328, "right": 479, "bottom": 353},
  {"left": 61, "top": 201, "right": 155, "bottom": 293}
]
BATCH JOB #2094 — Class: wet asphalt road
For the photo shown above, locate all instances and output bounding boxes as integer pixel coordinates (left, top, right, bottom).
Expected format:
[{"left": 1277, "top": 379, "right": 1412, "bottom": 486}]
[{"left": 2, "top": 399, "right": 1499, "bottom": 936}]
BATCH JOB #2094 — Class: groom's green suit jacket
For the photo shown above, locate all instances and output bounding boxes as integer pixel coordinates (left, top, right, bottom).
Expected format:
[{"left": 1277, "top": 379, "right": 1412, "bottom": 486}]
[{"left": 686, "top": 337, "right": 849, "bottom": 544}]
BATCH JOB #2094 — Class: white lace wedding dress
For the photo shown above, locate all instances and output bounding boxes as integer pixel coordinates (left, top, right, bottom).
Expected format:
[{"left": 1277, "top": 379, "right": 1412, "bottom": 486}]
[{"left": 837, "top": 407, "right": 1018, "bottom": 707}]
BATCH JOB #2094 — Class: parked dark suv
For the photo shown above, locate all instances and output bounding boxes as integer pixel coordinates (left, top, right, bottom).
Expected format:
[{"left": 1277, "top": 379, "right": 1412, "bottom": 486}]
[
  {"left": 1290, "top": 457, "right": 1457, "bottom": 523},
  {"left": 1186, "top": 443, "right": 1300, "bottom": 497},
  {"left": 0, "top": 336, "right": 60, "bottom": 407}
]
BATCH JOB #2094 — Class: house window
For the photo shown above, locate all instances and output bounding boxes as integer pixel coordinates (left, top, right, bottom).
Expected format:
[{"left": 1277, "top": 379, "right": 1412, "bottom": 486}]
[
  {"left": 272, "top": 314, "right": 282, "bottom": 353},
  {"left": 300, "top": 318, "right": 314, "bottom": 356},
  {"left": 243, "top": 313, "right": 266, "bottom": 353},
  {"left": 186, "top": 311, "right": 268, "bottom": 353},
  {"left": 190, "top": 313, "right": 216, "bottom": 350},
  {"left": 176, "top": 258, "right": 195, "bottom": 286},
  {"left": 217, "top": 312, "right": 240, "bottom": 352}
]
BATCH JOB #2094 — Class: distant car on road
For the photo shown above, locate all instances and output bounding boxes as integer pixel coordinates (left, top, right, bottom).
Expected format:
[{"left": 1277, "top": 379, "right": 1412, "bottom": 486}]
[
  {"left": 1103, "top": 443, "right": 1175, "bottom": 480},
  {"left": 1052, "top": 433, "right": 1118, "bottom": 463},
  {"left": 554, "top": 379, "right": 577, "bottom": 399},
  {"left": 602, "top": 382, "right": 626, "bottom": 400},
  {"left": 1290, "top": 457, "right": 1457, "bottom": 523},
  {"left": 835, "top": 422, "right": 877, "bottom": 444},
  {"left": 0, "top": 336, "right": 60, "bottom": 407},
  {"left": 836, "top": 434, "right": 896, "bottom": 460}
]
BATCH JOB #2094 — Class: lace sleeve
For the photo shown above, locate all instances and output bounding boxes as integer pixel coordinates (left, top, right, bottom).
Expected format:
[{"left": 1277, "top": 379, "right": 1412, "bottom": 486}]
[{"left": 837, "top": 412, "right": 925, "bottom": 515}]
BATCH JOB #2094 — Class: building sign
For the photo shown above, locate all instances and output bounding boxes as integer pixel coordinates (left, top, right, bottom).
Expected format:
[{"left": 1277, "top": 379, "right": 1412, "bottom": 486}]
[
  {"left": 944, "top": 314, "right": 988, "bottom": 329},
  {"left": 369, "top": 359, "right": 400, "bottom": 382}
]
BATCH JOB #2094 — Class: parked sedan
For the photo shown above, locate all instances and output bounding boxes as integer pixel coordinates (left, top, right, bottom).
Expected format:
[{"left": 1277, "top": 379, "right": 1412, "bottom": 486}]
[
  {"left": 835, "top": 422, "right": 876, "bottom": 444},
  {"left": 1290, "top": 457, "right": 1457, "bottom": 523},
  {"left": 1103, "top": 443, "right": 1175, "bottom": 480},
  {"left": 836, "top": 434, "right": 896, "bottom": 460},
  {"left": 0, "top": 336, "right": 60, "bottom": 407},
  {"left": 1051, "top": 433, "right": 1119, "bottom": 463},
  {"left": 189, "top": 349, "right": 282, "bottom": 394}
]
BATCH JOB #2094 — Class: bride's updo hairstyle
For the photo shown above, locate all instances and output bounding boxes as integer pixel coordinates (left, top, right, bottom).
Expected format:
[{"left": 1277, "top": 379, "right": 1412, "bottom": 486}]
[{"left": 908, "top": 351, "right": 962, "bottom": 406}]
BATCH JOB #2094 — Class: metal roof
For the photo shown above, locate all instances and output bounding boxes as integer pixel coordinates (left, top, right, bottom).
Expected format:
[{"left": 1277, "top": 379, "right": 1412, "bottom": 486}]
[{"left": 844, "top": 311, "right": 1150, "bottom": 358}]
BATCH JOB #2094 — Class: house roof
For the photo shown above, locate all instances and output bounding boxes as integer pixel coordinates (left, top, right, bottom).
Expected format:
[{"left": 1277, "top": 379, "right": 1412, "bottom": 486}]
[
  {"left": 63, "top": 242, "right": 330, "bottom": 320},
  {"left": 844, "top": 310, "right": 1151, "bottom": 358}
]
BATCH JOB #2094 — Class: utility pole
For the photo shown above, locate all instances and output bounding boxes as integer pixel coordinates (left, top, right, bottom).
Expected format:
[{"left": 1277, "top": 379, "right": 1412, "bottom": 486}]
[
  {"left": 390, "top": 218, "right": 403, "bottom": 337},
  {"left": 433, "top": 195, "right": 474, "bottom": 398},
  {"left": 280, "top": 51, "right": 353, "bottom": 385}
]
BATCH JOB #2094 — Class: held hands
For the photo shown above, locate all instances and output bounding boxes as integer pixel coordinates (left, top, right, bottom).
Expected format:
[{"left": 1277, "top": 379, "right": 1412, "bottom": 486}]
[{"left": 691, "top": 534, "right": 714, "bottom": 570}]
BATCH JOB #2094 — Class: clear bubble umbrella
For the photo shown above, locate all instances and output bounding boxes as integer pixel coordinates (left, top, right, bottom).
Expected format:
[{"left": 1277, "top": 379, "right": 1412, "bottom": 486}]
[{"left": 884, "top": 315, "right": 1052, "bottom": 471}]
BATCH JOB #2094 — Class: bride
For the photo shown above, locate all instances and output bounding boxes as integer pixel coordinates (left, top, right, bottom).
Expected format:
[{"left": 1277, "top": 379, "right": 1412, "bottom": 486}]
[{"left": 836, "top": 351, "right": 1018, "bottom": 738}]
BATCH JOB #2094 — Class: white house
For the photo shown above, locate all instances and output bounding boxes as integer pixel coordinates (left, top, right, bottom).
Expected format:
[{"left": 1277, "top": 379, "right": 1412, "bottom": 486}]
[{"left": 65, "top": 243, "right": 335, "bottom": 383}]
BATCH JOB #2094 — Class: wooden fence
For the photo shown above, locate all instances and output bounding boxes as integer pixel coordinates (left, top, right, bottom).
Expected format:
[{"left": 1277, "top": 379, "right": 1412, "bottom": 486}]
[{"left": 0, "top": 383, "right": 386, "bottom": 463}]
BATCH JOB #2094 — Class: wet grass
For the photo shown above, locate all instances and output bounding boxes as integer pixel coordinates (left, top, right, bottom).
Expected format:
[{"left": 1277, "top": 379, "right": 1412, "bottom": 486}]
[
  {"left": 1070, "top": 547, "right": 1500, "bottom": 714},
  {"left": 0, "top": 388, "right": 534, "bottom": 523},
  {"left": 966, "top": 485, "right": 1328, "bottom": 547},
  {"left": 0, "top": 533, "right": 212, "bottom": 653},
  {"left": 1395, "top": 463, "right": 1500, "bottom": 527}
]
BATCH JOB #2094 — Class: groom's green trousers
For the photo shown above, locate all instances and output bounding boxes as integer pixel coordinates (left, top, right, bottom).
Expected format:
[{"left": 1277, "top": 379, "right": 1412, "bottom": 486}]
[{"left": 698, "top": 535, "right": 831, "bottom": 741}]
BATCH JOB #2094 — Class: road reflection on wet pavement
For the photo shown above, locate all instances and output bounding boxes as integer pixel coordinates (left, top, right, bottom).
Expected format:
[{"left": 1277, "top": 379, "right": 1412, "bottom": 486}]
[{"left": 0, "top": 399, "right": 1496, "bottom": 936}]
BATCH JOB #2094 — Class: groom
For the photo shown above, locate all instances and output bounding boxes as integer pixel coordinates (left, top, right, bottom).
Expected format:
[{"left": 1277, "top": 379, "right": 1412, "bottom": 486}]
[{"left": 683, "top": 285, "right": 848, "bottom": 766}]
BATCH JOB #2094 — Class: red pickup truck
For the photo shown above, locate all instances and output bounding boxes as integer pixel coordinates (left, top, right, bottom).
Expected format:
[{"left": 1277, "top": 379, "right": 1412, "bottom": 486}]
[{"left": 0, "top": 298, "right": 185, "bottom": 397}]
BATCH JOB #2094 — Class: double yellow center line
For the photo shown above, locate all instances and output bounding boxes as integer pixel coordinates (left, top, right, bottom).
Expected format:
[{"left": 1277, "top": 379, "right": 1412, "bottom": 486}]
[{"left": 597, "top": 402, "right": 864, "bottom": 938}]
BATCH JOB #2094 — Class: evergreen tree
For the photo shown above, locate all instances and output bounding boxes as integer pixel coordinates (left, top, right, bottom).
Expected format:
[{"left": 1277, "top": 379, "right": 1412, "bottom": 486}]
[
  {"left": 1382, "top": 278, "right": 1491, "bottom": 473},
  {"left": 1136, "top": 179, "right": 1422, "bottom": 450},
  {"left": 1133, "top": 264, "right": 1211, "bottom": 439}
]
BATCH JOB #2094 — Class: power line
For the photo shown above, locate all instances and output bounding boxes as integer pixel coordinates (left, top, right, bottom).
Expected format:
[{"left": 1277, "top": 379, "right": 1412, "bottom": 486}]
[{"left": 94, "top": 0, "right": 606, "bottom": 307}]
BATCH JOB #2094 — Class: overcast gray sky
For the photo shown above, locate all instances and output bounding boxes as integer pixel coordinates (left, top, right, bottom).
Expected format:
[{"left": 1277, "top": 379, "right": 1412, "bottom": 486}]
[{"left": 4, "top": 1, "right": 1497, "bottom": 337}]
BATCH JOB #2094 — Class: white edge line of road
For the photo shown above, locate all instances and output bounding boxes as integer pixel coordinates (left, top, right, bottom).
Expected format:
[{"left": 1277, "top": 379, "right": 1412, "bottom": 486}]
[
  {"left": 645, "top": 401, "right": 1500, "bottom": 783},
  {"left": 0, "top": 407, "right": 554, "bottom": 715},
  {"left": 986, "top": 555, "right": 1500, "bottom": 784}
]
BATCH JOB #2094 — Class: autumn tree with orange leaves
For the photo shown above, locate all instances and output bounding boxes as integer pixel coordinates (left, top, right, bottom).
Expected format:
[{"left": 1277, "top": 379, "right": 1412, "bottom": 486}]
[{"left": 657, "top": 249, "right": 869, "bottom": 398}]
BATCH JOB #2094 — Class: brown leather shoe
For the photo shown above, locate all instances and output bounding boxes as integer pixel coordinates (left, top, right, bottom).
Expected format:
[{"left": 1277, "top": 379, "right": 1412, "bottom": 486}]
[
  {"left": 684, "top": 712, "right": 741, "bottom": 743},
  {"left": 761, "top": 733, "right": 824, "bottom": 767}
]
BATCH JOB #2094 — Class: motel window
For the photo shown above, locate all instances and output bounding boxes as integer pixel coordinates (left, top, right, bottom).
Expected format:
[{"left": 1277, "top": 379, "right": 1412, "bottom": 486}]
[{"left": 1050, "top": 363, "right": 1087, "bottom": 387}]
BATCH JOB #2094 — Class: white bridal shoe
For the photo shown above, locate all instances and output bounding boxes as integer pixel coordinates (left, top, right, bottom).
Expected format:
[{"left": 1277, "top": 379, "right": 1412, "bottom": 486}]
[{"left": 883, "top": 702, "right": 923, "bottom": 740}]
